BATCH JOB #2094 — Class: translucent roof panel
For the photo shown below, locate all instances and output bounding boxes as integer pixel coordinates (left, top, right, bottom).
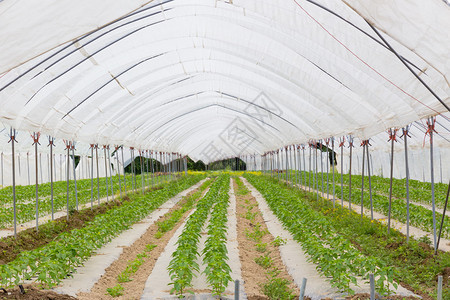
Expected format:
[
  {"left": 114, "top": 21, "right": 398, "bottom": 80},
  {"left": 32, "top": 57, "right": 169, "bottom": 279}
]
[{"left": 0, "top": 0, "right": 448, "bottom": 164}]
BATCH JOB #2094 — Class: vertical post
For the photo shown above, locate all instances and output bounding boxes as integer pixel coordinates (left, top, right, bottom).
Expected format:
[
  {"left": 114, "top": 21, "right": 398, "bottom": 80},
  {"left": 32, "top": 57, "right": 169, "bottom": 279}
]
[
  {"left": 95, "top": 145, "right": 100, "bottom": 204},
  {"left": 308, "top": 144, "right": 312, "bottom": 192},
  {"left": 326, "top": 139, "right": 330, "bottom": 200},
  {"left": 1, "top": 152, "right": 3, "bottom": 188},
  {"left": 427, "top": 118, "right": 437, "bottom": 250},
  {"left": 146, "top": 150, "right": 150, "bottom": 186},
  {"left": 140, "top": 150, "right": 144, "bottom": 194},
  {"left": 27, "top": 152, "right": 30, "bottom": 185},
  {"left": 348, "top": 136, "right": 353, "bottom": 211},
  {"left": 104, "top": 146, "right": 109, "bottom": 202},
  {"left": 369, "top": 273, "right": 375, "bottom": 300},
  {"left": 299, "top": 278, "right": 307, "bottom": 300},
  {"left": 10, "top": 128, "right": 17, "bottom": 237},
  {"left": 437, "top": 275, "right": 443, "bottom": 300},
  {"left": 315, "top": 141, "right": 319, "bottom": 200},
  {"left": 234, "top": 279, "right": 239, "bottom": 300},
  {"left": 294, "top": 145, "right": 298, "bottom": 187},
  {"left": 302, "top": 146, "right": 306, "bottom": 188},
  {"left": 387, "top": 129, "right": 397, "bottom": 235},
  {"left": 66, "top": 141, "right": 70, "bottom": 221},
  {"left": 115, "top": 146, "right": 122, "bottom": 196},
  {"left": 71, "top": 142, "right": 79, "bottom": 210},
  {"left": 403, "top": 127, "right": 410, "bottom": 241},
  {"left": 360, "top": 141, "right": 366, "bottom": 219},
  {"left": 107, "top": 146, "right": 114, "bottom": 200},
  {"left": 366, "top": 143, "right": 373, "bottom": 220},
  {"left": 90, "top": 144, "right": 94, "bottom": 209},
  {"left": 320, "top": 141, "right": 324, "bottom": 196},
  {"left": 121, "top": 146, "right": 127, "bottom": 193},
  {"left": 285, "top": 147, "right": 289, "bottom": 184},
  {"left": 33, "top": 132, "right": 40, "bottom": 232},
  {"left": 48, "top": 137, "right": 54, "bottom": 220},
  {"left": 332, "top": 138, "right": 336, "bottom": 207},
  {"left": 340, "top": 137, "right": 344, "bottom": 208},
  {"left": 436, "top": 179, "right": 449, "bottom": 254}
]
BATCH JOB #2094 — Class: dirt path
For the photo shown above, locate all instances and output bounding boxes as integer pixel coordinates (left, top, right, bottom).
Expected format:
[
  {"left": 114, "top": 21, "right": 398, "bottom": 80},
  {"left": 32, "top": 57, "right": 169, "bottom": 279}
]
[
  {"left": 53, "top": 179, "right": 207, "bottom": 298},
  {"left": 234, "top": 178, "right": 299, "bottom": 299}
]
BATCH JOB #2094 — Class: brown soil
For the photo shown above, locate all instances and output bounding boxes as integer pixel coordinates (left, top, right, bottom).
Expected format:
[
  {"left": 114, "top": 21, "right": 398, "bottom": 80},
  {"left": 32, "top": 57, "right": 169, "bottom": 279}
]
[
  {"left": 0, "top": 200, "right": 125, "bottom": 265},
  {"left": 234, "top": 179, "right": 300, "bottom": 299},
  {"left": 77, "top": 185, "right": 206, "bottom": 300},
  {"left": 0, "top": 284, "right": 76, "bottom": 300},
  {"left": 344, "top": 293, "right": 420, "bottom": 299}
]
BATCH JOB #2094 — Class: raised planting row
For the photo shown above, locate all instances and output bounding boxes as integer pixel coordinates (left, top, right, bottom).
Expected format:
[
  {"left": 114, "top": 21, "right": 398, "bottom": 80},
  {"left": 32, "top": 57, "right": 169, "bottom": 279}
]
[
  {"left": 283, "top": 171, "right": 450, "bottom": 239},
  {"left": 202, "top": 175, "right": 231, "bottom": 295},
  {"left": 245, "top": 173, "right": 397, "bottom": 295},
  {"left": 168, "top": 174, "right": 231, "bottom": 296},
  {"left": 285, "top": 170, "right": 448, "bottom": 208},
  {"left": 0, "top": 174, "right": 205, "bottom": 288},
  {"left": 251, "top": 174, "right": 450, "bottom": 299},
  {"left": 0, "top": 174, "right": 174, "bottom": 228},
  {"left": 234, "top": 177, "right": 297, "bottom": 300}
]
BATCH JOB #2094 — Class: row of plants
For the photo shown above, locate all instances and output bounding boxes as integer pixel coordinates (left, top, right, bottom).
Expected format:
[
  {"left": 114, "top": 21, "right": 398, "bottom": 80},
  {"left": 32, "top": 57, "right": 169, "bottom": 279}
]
[
  {"left": 245, "top": 173, "right": 397, "bottom": 295},
  {"left": 285, "top": 170, "right": 448, "bottom": 208},
  {"left": 0, "top": 174, "right": 172, "bottom": 228},
  {"left": 0, "top": 174, "right": 205, "bottom": 288},
  {"left": 156, "top": 179, "right": 212, "bottom": 239},
  {"left": 168, "top": 174, "right": 230, "bottom": 296},
  {"left": 285, "top": 171, "right": 449, "bottom": 238},
  {"left": 105, "top": 178, "right": 213, "bottom": 298},
  {"left": 202, "top": 174, "right": 231, "bottom": 295},
  {"left": 254, "top": 174, "right": 449, "bottom": 299},
  {"left": 235, "top": 177, "right": 296, "bottom": 299},
  {"left": 107, "top": 244, "right": 158, "bottom": 297}
]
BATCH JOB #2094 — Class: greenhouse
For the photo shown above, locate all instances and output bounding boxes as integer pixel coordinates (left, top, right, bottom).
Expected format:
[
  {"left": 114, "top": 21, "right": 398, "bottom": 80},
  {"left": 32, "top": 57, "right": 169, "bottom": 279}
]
[{"left": 0, "top": 0, "right": 449, "bottom": 299}]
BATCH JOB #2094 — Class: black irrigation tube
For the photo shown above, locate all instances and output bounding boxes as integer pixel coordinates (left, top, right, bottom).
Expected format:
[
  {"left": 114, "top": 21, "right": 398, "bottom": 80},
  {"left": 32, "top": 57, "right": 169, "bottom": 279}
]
[
  {"left": 141, "top": 103, "right": 282, "bottom": 140},
  {"left": 366, "top": 21, "right": 450, "bottom": 113},
  {"left": 62, "top": 53, "right": 165, "bottom": 118},
  {"left": 305, "top": 0, "right": 424, "bottom": 73},
  {"left": 0, "top": 0, "right": 174, "bottom": 93},
  {"left": 27, "top": 18, "right": 168, "bottom": 105}
]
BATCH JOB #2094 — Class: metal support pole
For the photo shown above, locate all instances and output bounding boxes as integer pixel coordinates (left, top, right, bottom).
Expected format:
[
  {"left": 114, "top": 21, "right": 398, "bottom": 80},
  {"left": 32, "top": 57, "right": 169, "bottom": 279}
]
[
  {"left": 403, "top": 128, "right": 410, "bottom": 241},
  {"left": 320, "top": 141, "right": 324, "bottom": 196},
  {"left": 436, "top": 179, "right": 449, "bottom": 254},
  {"left": 115, "top": 146, "right": 122, "bottom": 196},
  {"left": 48, "top": 137, "right": 54, "bottom": 219},
  {"left": 315, "top": 142, "right": 319, "bottom": 200},
  {"left": 302, "top": 146, "right": 306, "bottom": 188},
  {"left": 340, "top": 138, "right": 344, "bottom": 208},
  {"left": 326, "top": 139, "right": 330, "bottom": 200},
  {"left": 349, "top": 137, "right": 353, "bottom": 211},
  {"left": 131, "top": 148, "right": 136, "bottom": 190},
  {"left": 360, "top": 141, "right": 366, "bottom": 219},
  {"left": 66, "top": 141, "right": 70, "bottom": 221},
  {"left": 90, "top": 145, "right": 94, "bottom": 209},
  {"left": 299, "top": 278, "right": 307, "bottom": 300},
  {"left": 369, "top": 273, "right": 375, "bottom": 300},
  {"left": 437, "top": 275, "right": 443, "bottom": 300},
  {"left": 140, "top": 150, "right": 144, "bottom": 194},
  {"left": 332, "top": 138, "right": 336, "bottom": 207},
  {"left": 107, "top": 146, "right": 114, "bottom": 200},
  {"left": 10, "top": 129, "right": 17, "bottom": 237},
  {"left": 104, "top": 146, "right": 109, "bottom": 201},
  {"left": 309, "top": 144, "right": 312, "bottom": 192},
  {"left": 428, "top": 118, "right": 437, "bottom": 250},
  {"left": 71, "top": 142, "right": 78, "bottom": 210},
  {"left": 285, "top": 147, "right": 289, "bottom": 183},
  {"left": 366, "top": 143, "right": 373, "bottom": 220},
  {"left": 121, "top": 146, "right": 127, "bottom": 192},
  {"left": 234, "top": 280, "right": 239, "bottom": 300},
  {"left": 95, "top": 145, "right": 100, "bottom": 204},
  {"left": 388, "top": 129, "right": 396, "bottom": 235},
  {"left": 33, "top": 133, "right": 40, "bottom": 232}
]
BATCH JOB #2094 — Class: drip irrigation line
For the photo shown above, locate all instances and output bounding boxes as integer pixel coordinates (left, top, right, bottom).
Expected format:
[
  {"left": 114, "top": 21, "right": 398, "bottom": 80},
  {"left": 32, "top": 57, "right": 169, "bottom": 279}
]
[
  {"left": 0, "top": 1, "right": 173, "bottom": 92},
  {"left": 366, "top": 21, "right": 450, "bottom": 113},
  {"left": 304, "top": 0, "right": 424, "bottom": 74}
]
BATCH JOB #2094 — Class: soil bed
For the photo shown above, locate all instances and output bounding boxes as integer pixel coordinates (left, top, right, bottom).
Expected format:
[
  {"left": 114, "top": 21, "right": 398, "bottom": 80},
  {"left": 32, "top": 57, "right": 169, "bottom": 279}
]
[
  {"left": 0, "top": 284, "right": 76, "bottom": 300},
  {"left": 233, "top": 178, "right": 299, "bottom": 299},
  {"left": 77, "top": 182, "right": 210, "bottom": 299}
]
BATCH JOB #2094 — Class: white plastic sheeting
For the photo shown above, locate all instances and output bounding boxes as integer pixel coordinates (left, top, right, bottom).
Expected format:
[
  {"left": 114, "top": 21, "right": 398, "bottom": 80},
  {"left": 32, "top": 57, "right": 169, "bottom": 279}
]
[{"left": 0, "top": 0, "right": 448, "bottom": 166}]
